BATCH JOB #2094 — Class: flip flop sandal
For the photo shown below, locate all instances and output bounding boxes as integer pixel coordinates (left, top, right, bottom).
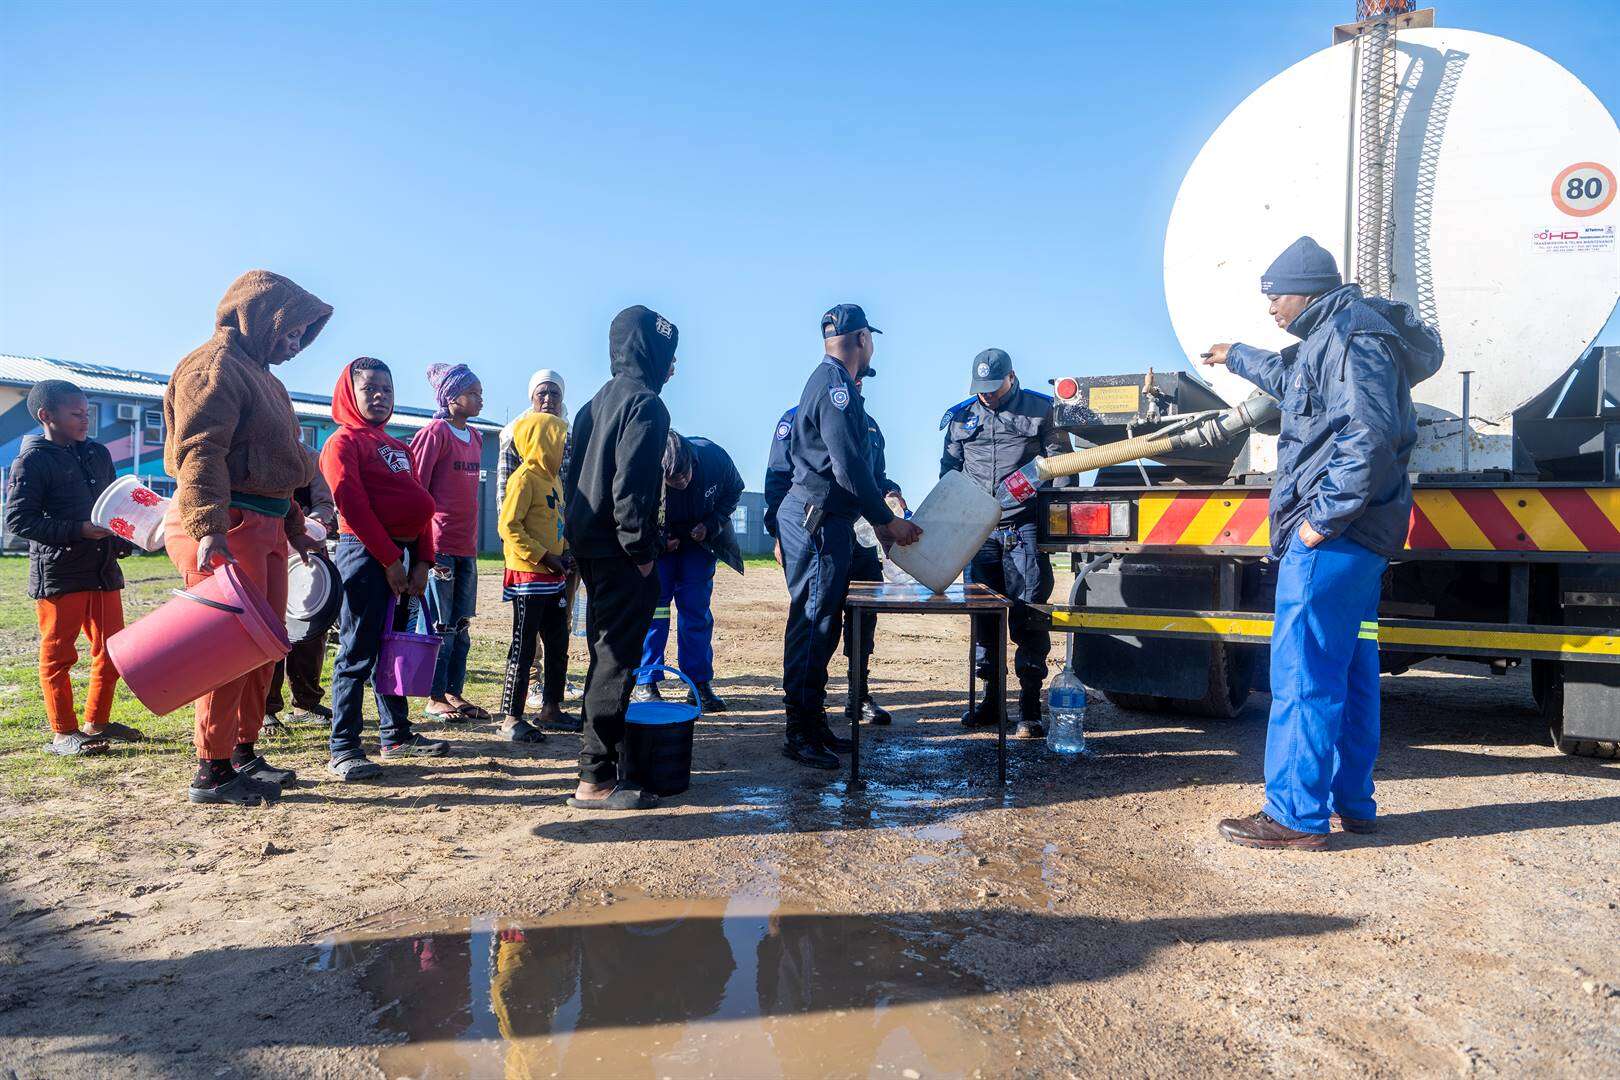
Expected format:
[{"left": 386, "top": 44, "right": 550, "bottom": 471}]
[
  {"left": 565, "top": 787, "right": 658, "bottom": 811},
  {"left": 87, "top": 721, "right": 143, "bottom": 743},
  {"left": 454, "top": 703, "right": 492, "bottom": 721},
  {"left": 505, "top": 720, "right": 546, "bottom": 744},
  {"left": 47, "top": 732, "right": 109, "bottom": 756},
  {"left": 423, "top": 707, "right": 468, "bottom": 724}
]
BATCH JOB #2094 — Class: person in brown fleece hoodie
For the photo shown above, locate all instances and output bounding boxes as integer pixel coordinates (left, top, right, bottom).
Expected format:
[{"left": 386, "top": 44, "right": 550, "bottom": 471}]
[{"left": 162, "top": 269, "right": 331, "bottom": 807}]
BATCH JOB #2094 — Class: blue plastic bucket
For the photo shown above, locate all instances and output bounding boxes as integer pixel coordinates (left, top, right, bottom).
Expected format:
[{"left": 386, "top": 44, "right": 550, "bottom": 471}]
[{"left": 624, "top": 664, "right": 702, "bottom": 796}]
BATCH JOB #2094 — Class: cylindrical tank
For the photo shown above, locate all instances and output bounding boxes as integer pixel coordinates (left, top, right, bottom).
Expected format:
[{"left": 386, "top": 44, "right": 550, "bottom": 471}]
[{"left": 1164, "top": 27, "right": 1620, "bottom": 474}]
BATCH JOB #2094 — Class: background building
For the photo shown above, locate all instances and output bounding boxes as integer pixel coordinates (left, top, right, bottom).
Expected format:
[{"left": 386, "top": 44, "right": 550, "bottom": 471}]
[
  {"left": 0, "top": 354, "right": 506, "bottom": 552},
  {"left": 1, "top": 353, "right": 778, "bottom": 559}
]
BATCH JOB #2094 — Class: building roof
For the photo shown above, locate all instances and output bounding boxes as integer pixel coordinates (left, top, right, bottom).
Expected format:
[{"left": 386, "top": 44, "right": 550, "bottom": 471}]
[{"left": 0, "top": 353, "right": 501, "bottom": 434}]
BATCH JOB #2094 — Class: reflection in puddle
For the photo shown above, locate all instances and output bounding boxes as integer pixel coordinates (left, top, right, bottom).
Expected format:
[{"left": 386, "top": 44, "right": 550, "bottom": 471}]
[{"left": 318, "top": 890, "right": 995, "bottom": 1079}]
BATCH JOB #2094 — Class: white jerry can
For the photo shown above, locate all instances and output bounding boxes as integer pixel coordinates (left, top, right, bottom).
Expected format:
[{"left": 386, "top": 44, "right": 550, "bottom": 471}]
[{"left": 886, "top": 470, "right": 1001, "bottom": 594}]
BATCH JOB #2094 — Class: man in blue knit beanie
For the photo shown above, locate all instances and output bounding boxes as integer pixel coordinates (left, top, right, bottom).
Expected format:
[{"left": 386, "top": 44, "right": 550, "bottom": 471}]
[{"left": 1202, "top": 235, "right": 1443, "bottom": 850}]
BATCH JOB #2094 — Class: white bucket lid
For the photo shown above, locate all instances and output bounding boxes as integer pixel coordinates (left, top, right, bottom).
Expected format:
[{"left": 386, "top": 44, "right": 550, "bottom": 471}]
[{"left": 285, "top": 554, "right": 335, "bottom": 620}]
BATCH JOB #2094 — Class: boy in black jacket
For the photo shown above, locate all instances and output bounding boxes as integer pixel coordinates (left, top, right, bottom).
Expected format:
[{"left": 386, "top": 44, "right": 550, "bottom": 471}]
[
  {"left": 4, "top": 380, "right": 141, "bottom": 755},
  {"left": 561, "top": 305, "right": 676, "bottom": 810}
]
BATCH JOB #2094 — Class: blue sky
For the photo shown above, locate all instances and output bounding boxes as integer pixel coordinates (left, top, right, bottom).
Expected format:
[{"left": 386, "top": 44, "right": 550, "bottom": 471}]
[{"left": 2, "top": 0, "right": 1616, "bottom": 498}]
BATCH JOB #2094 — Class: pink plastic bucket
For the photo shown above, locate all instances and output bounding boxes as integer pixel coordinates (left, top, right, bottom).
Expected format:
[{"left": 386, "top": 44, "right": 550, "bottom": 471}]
[
  {"left": 374, "top": 597, "right": 440, "bottom": 698},
  {"left": 106, "top": 564, "right": 291, "bottom": 717}
]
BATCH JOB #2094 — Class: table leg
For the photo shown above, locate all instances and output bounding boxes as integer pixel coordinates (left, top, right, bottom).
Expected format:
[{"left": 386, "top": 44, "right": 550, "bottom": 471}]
[
  {"left": 996, "top": 608, "right": 1008, "bottom": 787},
  {"left": 848, "top": 603, "right": 864, "bottom": 787},
  {"left": 967, "top": 617, "right": 977, "bottom": 718}
]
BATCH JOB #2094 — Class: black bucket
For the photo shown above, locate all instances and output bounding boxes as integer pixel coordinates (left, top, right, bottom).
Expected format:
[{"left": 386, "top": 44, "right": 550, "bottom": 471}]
[{"left": 622, "top": 664, "right": 701, "bottom": 796}]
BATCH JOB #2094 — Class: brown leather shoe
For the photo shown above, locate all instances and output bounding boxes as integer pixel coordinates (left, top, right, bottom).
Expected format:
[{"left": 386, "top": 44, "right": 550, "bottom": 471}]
[
  {"left": 1330, "top": 813, "right": 1377, "bottom": 834},
  {"left": 1217, "top": 812, "right": 1328, "bottom": 850}
]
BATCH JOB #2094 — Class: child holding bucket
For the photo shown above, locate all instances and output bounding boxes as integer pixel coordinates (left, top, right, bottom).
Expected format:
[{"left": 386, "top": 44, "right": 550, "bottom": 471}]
[
  {"left": 410, "top": 362, "right": 489, "bottom": 724},
  {"left": 4, "top": 379, "right": 140, "bottom": 756},
  {"left": 496, "top": 410, "right": 572, "bottom": 743},
  {"left": 320, "top": 358, "right": 450, "bottom": 781},
  {"left": 163, "top": 270, "right": 329, "bottom": 806}
]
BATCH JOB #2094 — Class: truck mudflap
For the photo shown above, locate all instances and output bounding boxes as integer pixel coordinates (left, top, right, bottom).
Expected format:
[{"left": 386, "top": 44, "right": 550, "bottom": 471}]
[{"left": 1042, "top": 605, "right": 1620, "bottom": 663}]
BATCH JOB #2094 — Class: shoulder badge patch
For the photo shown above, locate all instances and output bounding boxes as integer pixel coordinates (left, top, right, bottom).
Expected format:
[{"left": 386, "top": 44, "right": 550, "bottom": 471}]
[
  {"left": 939, "top": 396, "right": 977, "bottom": 431},
  {"left": 775, "top": 420, "right": 792, "bottom": 441},
  {"left": 830, "top": 386, "right": 850, "bottom": 410}
]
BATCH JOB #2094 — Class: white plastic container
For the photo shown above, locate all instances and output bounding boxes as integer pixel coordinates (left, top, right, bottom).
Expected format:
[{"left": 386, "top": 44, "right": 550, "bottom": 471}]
[
  {"left": 885, "top": 470, "right": 1000, "bottom": 594},
  {"left": 91, "top": 475, "right": 169, "bottom": 551}
]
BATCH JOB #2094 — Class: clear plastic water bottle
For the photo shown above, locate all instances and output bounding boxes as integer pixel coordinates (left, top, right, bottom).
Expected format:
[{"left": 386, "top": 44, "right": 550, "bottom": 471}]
[
  {"left": 1046, "top": 666, "right": 1088, "bottom": 755},
  {"left": 570, "top": 587, "right": 588, "bottom": 637}
]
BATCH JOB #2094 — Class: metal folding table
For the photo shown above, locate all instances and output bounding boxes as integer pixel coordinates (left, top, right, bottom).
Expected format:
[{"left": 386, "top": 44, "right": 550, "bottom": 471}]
[{"left": 844, "top": 581, "right": 1013, "bottom": 787}]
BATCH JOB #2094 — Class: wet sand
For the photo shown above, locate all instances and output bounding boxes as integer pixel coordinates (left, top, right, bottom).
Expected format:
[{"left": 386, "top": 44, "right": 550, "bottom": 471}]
[{"left": 0, "top": 566, "right": 1617, "bottom": 1077}]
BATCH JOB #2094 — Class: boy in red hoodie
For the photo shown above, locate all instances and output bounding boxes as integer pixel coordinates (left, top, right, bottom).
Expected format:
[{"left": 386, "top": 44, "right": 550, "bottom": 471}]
[{"left": 319, "top": 358, "right": 451, "bottom": 780}]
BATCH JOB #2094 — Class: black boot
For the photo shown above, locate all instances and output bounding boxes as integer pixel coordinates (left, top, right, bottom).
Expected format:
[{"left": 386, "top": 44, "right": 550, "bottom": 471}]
[
  {"left": 854, "top": 695, "right": 891, "bottom": 726},
  {"left": 811, "top": 714, "right": 854, "bottom": 752},
  {"left": 631, "top": 682, "right": 662, "bottom": 704},
  {"left": 1015, "top": 685, "right": 1046, "bottom": 740},
  {"left": 960, "top": 689, "right": 1000, "bottom": 729},
  {"left": 688, "top": 681, "right": 727, "bottom": 713},
  {"left": 783, "top": 723, "right": 840, "bottom": 770}
]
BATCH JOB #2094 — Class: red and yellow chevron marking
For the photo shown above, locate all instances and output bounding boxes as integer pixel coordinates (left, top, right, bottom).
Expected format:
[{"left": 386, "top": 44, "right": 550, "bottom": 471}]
[
  {"left": 1408, "top": 488, "right": 1620, "bottom": 553},
  {"left": 1130, "top": 487, "right": 1620, "bottom": 553},
  {"left": 1137, "top": 491, "right": 1271, "bottom": 547}
]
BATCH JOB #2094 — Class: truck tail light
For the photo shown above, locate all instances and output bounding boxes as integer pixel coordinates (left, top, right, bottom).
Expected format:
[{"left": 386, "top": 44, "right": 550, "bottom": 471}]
[
  {"left": 1054, "top": 377, "right": 1079, "bottom": 401},
  {"left": 1049, "top": 500, "right": 1130, "bottom": 538},
  {"left": 1069, "top": 502, "right": 1111, "bottom": 535}
]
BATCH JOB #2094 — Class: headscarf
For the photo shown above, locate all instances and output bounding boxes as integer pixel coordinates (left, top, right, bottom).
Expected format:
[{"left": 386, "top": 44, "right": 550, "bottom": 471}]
[
  {"left": 527, "top": 369, "right": 565, "bottom": 413},
  {"left": 427, "top": 362, "right": 480, "bottom": 418}
]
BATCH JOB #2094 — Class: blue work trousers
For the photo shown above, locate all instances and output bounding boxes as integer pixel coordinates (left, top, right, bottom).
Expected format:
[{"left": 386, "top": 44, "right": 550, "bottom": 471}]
[
  {"left": 778, "top": 490, "right": 855, "bottom": 728},
  {"left": 329, "top": 536, "right": 415, "bottom": 761},
  {"left": 638, "top": 545, "right": 717, "bottom": 685},
  {"left": 1263, "top": 533, "right": 1386, "bottom": 834},
  {"left": 416, "top": 553, "right": 477, "bottom": 699}
]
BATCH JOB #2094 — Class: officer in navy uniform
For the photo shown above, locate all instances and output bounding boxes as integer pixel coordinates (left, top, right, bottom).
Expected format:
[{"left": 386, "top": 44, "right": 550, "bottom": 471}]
[
  {"left": 777, "top": 304, "right": 923, "bottom": 769},
  {"left": 941, "top": 348, "right": 1073, "bottom": 738},
  {"left": 764, "top": 383, "right": 906, "bottom": 727}
]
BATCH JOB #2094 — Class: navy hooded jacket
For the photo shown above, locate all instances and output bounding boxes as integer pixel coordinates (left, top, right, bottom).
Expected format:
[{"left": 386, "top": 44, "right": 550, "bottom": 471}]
[
  {"left": 1227, "top": 283, "right": 1443, "bottom": 558},
  {"left": 663, "top": 436, "right": 744, "bottom": 554}
]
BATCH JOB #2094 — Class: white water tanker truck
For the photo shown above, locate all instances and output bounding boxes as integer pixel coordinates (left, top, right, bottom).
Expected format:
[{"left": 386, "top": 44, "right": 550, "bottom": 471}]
[{"left": 1030, "top": 5, "right": 1620, "bottom": 757}]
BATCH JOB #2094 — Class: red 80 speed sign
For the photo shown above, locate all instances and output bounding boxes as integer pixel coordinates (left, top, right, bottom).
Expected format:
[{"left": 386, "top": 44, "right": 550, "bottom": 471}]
[{"left": 1552, "top": 162, "right": 1616, "bottom": 218}]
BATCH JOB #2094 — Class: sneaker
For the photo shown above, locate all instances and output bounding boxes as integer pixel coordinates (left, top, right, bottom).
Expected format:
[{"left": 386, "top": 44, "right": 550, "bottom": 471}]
[
  {"left": 188, "top": 775, "right": 267, "bottom": 806},
  {"left": 289, "top": 705, "right": 332, "bottom": 724},
  {"left": 524, "top": 686, "right": 545, "bottom": 713},
  {"left": 631, "top": 682, "right": 663, "bottom": 704},
  {"left": 381, "top": 734, "right": 451, "bottom": 759},
  {"left": 327, "top": 756, "right": 382, "bottom": 781}
]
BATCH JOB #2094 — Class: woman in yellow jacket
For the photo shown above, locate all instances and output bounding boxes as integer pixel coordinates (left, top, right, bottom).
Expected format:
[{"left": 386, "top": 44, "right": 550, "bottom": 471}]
[{"left": 497, "top": 411, "right": 571, "bottom": 743}]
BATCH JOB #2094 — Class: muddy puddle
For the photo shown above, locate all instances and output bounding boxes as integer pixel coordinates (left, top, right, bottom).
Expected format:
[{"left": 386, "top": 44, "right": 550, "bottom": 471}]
[{"left": 315, "top": 886, "right": 1000, "bottom": 1079}]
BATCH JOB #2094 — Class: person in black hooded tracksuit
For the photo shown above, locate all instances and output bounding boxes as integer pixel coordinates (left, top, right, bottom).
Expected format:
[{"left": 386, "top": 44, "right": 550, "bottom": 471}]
[{"left": 562, "top": 305, "right": 678, "bottom": 809}]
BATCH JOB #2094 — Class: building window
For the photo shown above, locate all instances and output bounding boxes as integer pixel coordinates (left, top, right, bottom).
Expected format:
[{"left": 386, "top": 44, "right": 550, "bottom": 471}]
[
  {"left": 731, "top": 506, "right": 750, "bottom": 534},
  {"left": 85, "top": 403, "right": 101, "bottom": 439},
  {"left": 300, "top": 425, "right": 319, "bottom": 448},
  {"left": 142, "top": 409, "right": 163, "bottom": 433}
]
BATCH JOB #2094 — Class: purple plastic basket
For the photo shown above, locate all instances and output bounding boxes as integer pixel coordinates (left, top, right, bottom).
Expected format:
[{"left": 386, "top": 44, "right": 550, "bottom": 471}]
[{"left": 374, "top": 596, "right": 441, "bottom": 698}]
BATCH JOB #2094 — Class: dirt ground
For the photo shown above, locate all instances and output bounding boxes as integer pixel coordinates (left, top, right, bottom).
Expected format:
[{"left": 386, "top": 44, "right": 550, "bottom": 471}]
[{"left": 1, "top": 563, "right": 1617, "bottom": 1079}]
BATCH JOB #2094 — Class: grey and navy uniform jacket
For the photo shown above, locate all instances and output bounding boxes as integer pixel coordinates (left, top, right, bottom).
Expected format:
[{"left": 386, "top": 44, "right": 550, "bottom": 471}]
[
  {"left": 664, "top": 436, "right": 744, "bottom": 553},
  {"left": 940, "top": 376, "right": 1074, "bottom": 526},
  {"left": 1226, "top": 282, "right": 1443, "bottom": 559},
  {"left": 765, "top": 404, "right": 898, "bottom": 538},
  {"left": 562, "top": 306, "right": 675, "bottom": 564},
  {"left": 784, "top": 356, "right": 897, "bottom": 529},
  {"left": 5, "top": 434, "right": 133, "bottom": 599}
]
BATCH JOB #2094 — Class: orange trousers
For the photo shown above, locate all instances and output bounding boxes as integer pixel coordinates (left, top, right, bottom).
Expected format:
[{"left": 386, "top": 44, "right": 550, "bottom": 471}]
[
  {"left": 164, "top": 504, "right": 289, "bottom": 759},
  {"left": 36, "top": 590, "right": 125, "bottom": 735}
]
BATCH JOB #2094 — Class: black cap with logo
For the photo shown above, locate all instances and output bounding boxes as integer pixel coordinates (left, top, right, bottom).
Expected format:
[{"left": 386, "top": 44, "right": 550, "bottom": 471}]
[
  {"left": 968, "top": 348, "right": 1013, "bottom": 394},
  {"left": 821, "top": 303, "right": 882, "bottom": 339}
]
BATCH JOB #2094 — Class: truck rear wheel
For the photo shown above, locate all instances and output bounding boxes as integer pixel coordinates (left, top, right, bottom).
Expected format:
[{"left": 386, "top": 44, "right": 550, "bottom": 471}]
[
  {"left": 1097, "top": 642, "right": 1252, "bottom": 719},
  {"left": 1532, "top": 659, "right": 1620, "bottom": 760}
]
